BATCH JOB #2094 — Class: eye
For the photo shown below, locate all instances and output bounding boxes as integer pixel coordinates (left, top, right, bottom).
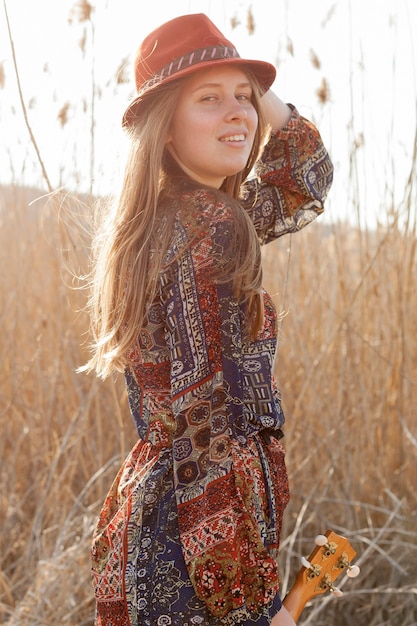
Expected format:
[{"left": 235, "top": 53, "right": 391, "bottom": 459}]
[
  {"left": 236, "top": 93, "right": 252, "bottom": 102},
  {"left": 200, "top": 94, "right": 218, "bottom": 102}
]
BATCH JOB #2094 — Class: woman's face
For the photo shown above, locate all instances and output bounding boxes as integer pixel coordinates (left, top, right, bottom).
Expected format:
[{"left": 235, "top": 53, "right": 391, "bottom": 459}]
[{"left": 166, "top": 66, "right": 258, "bottom": 188}]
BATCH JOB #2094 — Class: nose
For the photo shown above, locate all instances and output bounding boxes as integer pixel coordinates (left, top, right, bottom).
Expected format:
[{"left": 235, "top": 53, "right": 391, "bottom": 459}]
[{"left": 224, "top": 98, "right": 248, "bottom": 121}]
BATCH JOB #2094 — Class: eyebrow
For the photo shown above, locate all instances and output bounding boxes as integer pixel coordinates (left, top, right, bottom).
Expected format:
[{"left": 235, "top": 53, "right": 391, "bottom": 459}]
[{"left": 191, "top": 81, "right": 252, "bottom": 93}]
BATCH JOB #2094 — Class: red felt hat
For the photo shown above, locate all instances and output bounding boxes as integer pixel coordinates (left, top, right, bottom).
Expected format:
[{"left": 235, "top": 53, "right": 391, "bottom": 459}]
[{"left": 122, "top": 13, "right": 276, "bottom": 129}]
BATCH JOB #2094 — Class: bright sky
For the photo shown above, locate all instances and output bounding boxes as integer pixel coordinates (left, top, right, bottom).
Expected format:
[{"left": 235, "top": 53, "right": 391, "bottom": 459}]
[{"left": 1, "top": 0, "right": 416, "bottom": 226}]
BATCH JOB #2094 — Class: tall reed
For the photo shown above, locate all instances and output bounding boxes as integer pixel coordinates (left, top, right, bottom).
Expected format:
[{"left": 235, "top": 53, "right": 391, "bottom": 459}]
[
  {"left": 1, "top": 176, "right": 416, "bottom": 624},
  {"left": 1, "top": 1, "right": 416, "bottom": 622}
]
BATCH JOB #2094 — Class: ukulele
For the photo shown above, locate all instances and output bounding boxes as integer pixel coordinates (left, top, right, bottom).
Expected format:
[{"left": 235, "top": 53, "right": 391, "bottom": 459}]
[{"left": 283, "top": 529, "right": 360, "bottom": 622}]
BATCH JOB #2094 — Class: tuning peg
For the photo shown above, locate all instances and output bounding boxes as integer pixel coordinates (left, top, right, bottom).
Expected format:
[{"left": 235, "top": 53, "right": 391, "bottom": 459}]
[
  {"left": 347, "top": 564, "right": 360, "bottom": 578},
  {"left": 331, "top": 586, "right": 343, "bottom": 597},
  {"left": 301, "top": 556, "right": 312, "bottom": 569},
  {"left": 314, "top": 534, "right": 328, "bottom": 546}
]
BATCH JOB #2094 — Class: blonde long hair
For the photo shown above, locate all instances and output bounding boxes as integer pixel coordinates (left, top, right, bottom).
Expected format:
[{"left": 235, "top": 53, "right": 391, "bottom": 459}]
[{"left": 83, "top": 73, "right": 269, "bottom": 379}]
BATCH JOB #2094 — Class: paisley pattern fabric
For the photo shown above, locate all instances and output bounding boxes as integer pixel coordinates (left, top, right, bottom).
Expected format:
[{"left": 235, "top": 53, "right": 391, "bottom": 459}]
[{"left": 91, "top": 107, "right": 333, "bottom": 625}]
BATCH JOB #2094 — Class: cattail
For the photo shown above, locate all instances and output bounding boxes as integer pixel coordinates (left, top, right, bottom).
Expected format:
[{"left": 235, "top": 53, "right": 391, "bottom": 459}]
[
  {"left": 230, "top": 15, "right": 239, "bottom": 30},
  {"left": 310, "top": 49, "right": 321, "bottom": 70},
  {"left": 316, "top": 77, "right": 330, "bottom": 104},
  {"left": 58, "top": 102, "right": 71, "bottom": 128},
  {"left": 247, "top": 7, "right": 255, "bottom": 35},
  {"left": 68, "top": 0, "right": 93, "bottom": 24}
]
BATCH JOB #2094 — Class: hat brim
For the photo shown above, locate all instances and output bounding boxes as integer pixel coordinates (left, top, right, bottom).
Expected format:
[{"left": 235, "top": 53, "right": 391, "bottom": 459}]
[{"left": 122, "top": 57, "right": 276, "bottom": 129}]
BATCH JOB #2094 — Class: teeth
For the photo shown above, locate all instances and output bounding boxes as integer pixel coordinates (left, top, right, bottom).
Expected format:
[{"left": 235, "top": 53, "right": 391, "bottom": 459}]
[{"left": 221, "top": 134, "right": 245, "bottom": 142}]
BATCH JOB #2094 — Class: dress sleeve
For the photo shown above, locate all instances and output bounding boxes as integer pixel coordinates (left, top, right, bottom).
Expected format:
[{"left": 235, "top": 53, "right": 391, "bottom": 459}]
[
  {"left": 241, "top": 105, "right": 334, "bottom": 244},
  {"left": 160, "top": 204, "right": 282, "bottom": 623}
]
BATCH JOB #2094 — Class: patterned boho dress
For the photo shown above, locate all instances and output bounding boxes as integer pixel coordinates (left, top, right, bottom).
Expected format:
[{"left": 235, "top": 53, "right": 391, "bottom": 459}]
[{"left": 91, "top": 107, "right": 333, "bottom": 626}]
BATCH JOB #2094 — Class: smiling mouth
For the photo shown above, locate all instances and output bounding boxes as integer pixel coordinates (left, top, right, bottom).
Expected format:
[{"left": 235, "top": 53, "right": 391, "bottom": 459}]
[{"left": 220, "top": 134, "right": 246, "bottom": 142}]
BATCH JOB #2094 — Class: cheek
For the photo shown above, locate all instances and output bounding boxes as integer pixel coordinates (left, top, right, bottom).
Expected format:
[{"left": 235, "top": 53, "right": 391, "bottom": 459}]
[
  {"left": 171, "top": 114, "right": 208, "bottom": 154},
  {"left": 168, "top": 116, "right": 195, "bottom": 152},
  {"left": 249, "top": 108, "right": 259, "bottom": 134}
]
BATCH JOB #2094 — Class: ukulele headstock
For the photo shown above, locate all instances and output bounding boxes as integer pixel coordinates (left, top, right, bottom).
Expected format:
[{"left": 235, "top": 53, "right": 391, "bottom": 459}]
[
  {"left": 283, "top": 528, "right": 360, "bottom": 621},
  {"left": 299, "top": 529, "right": 359, "bottom": 598}
]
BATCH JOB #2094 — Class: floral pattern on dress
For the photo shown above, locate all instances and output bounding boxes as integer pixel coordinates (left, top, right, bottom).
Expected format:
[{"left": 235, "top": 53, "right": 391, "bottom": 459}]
[{"left": 91, "top": 106, "right": 333, "bottom": 625}]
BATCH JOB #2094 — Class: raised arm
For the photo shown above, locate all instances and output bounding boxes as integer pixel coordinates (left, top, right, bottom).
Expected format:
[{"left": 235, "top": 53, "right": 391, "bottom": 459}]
[
  {"left": 241, "top": 105, "right": 333, "bottom": 243},
  {"left": 260, "top": 90, "right": 292, "bottom": 132}
]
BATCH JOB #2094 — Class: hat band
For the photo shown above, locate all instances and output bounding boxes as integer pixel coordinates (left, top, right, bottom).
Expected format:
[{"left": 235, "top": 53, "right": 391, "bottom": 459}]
[{"left": 137, "top": 44, "right": 240, "bottom": 95}]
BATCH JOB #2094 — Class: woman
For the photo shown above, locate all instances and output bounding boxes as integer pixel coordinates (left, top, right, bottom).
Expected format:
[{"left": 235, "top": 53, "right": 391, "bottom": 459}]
[{"left": 84, "top": 13, "right": 333, "bottom": 626}]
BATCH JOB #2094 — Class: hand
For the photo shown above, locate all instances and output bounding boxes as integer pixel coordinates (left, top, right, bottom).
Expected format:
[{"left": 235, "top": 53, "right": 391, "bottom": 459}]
[
  {"left": 270, "top": 604, "right": 297, "bottom": 626},
  {"left": 260, "top": 90, "right": 292, "bottom": 132}
]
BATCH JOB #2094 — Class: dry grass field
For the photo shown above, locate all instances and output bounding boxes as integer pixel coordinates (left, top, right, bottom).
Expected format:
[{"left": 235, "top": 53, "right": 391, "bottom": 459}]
[
  {"left": 1, "top": 0, "right": 416, "bottom": 621},
  {"left": 0, "top": 179, "right": 416, "bottom": 626}
]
